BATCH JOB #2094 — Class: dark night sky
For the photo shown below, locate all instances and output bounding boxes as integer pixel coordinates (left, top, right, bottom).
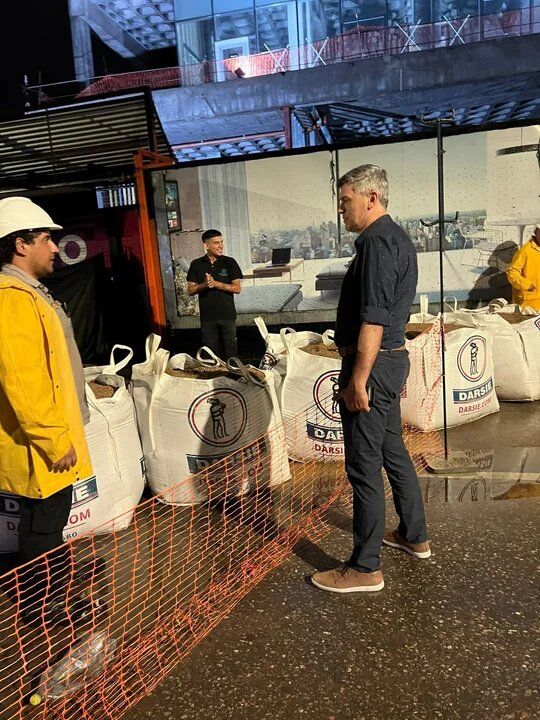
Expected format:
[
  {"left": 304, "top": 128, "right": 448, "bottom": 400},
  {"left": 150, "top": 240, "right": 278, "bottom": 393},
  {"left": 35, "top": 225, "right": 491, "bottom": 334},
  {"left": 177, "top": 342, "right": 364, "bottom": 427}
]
[{"left": 1, "top": 0, "right": 74, "bottom": 115}]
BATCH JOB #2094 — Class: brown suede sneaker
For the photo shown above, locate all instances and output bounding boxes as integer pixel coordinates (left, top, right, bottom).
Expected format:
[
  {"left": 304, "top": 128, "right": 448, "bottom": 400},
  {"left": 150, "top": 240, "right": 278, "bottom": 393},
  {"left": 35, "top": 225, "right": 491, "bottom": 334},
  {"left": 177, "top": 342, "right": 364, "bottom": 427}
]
[
  {"left": 383, "top": 529, "right": 432, "bottom": 559},
  {"left": 311, "top": 565, "right": 384, "bottom": 593}
]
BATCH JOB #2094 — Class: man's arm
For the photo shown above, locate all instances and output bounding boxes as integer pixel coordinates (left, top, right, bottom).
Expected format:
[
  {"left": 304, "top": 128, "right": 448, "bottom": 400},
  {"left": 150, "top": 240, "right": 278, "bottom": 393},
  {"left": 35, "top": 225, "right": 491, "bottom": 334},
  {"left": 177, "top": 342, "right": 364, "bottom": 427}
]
[
  {"left": 341, "top": 323, "right": 384, "bottom": 412},
  {"left": 206, "top": 276, "right": 241, "bottom": 294},
  {"left": 0, "top": 290, "right": 74, "bottom": 466},
  {"left": 187, "top": 280, "right": 207, "bottom": 296},
  {"left": 507, "top": 247, "right": 534, "bottom": 292}
]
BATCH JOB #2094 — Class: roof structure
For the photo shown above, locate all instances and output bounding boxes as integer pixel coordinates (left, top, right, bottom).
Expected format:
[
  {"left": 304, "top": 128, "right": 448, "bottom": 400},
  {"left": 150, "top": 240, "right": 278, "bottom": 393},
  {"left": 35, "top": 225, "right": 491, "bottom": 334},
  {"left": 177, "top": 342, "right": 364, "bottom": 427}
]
[
  {"left": 83, "top": 0, "right": 175, "bottom": 53},
  {"left": 0, "top": 91, "right": 172, "bottom": 192},
  {"left": 293, "top": 71, "right": 540, "bottom": 143},
  {"left": 173, "top": 133, "right": 286, "bottom": 162}
]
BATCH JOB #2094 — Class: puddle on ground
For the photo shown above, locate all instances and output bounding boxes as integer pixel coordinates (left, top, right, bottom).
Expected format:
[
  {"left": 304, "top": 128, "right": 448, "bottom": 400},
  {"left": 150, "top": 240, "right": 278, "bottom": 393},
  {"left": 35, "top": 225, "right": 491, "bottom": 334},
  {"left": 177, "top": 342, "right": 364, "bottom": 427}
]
[
  {"left": 420, "top": 476, "right": 540, "bottom": 503},
  {"left": 421, "top": 445, "right": 540, "bottom": 502},
  {"left": 419, "top": 446, "right": 540, "bottom": 502}
]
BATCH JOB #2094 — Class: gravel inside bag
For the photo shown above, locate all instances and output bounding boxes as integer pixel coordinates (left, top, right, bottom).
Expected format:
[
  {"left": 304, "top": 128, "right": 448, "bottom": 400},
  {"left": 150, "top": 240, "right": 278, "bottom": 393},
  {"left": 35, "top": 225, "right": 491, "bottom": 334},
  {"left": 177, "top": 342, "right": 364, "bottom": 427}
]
[
  {"left": 300, "top": 342, "right": 339, "bottom": 359},
  {"left": 166, "top": 366, "right": 266, "bottom": 381},
  {"left": 499, "top": 313, "right": 534, "bottom": 325},
  {"left": 405, "top": 323, "right": 468, "bottom": 339},
  {"left": 88, "top": 381, "right": 117, "bottom": 399}
]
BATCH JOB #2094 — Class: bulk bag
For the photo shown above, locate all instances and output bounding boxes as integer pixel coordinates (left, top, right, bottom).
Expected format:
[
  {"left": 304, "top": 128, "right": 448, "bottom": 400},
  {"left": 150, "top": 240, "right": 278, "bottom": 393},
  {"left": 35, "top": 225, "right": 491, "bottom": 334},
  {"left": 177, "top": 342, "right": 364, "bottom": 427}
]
[
  {"left": 435, "top": 298, "right": 540, "bottom": 401},
  {"left": 280, "top": 329, "right": 343, "bottom": 462},
  {"left": 402, "top": 318, "right": 499, "bottom": 431},
  {"left": 132, "top": 338, "right": 290, "bottom": 505},
  {"left": 67, "top": 345, "right": 145, "bottom": 540}
]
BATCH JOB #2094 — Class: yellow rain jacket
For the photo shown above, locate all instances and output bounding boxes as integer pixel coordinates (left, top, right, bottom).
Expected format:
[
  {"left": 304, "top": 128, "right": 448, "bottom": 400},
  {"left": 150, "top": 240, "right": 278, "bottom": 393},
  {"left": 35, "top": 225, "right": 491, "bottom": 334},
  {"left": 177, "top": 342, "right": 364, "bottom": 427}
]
[
  {"left": 507, "top": 239, "right": 540, "bottom": 311},
  {"left": 0, "top": 276, "right": 92, "bottom": 499}
]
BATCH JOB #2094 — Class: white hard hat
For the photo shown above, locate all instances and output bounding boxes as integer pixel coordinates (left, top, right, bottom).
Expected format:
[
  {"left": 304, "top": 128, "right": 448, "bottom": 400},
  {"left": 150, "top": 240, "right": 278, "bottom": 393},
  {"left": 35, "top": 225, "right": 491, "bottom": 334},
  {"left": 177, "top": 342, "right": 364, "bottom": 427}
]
[{"left": 0, "top": 197, "right": 62, "bottom": 239}]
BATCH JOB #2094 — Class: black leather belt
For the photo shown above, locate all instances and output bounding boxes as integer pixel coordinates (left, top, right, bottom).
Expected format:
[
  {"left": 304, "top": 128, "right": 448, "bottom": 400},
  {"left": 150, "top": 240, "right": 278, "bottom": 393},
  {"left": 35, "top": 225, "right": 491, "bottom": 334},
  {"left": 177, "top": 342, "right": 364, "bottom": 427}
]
[{"left": 338, "top": 344, "right": 406, "bottom": 357}]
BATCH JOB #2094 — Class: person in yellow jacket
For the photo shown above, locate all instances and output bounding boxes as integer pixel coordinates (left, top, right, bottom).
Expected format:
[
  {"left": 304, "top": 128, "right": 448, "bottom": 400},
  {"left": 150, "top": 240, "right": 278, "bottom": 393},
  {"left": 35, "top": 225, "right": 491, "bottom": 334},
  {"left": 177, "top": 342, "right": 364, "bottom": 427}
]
[
  {"left": 0, "top": 197, "right": 93, "bottom": 624},
  {"left": 506, "top": 224, "right": 540, "bottom": 311}
]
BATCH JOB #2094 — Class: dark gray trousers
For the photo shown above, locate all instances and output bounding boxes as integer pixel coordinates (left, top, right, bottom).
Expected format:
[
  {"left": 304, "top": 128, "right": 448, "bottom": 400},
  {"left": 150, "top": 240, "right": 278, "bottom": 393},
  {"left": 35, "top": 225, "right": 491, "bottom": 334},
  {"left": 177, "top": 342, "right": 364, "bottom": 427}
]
[
  {"left": 201, "top": 319, "right": 238, "bottom": 360},
  {"left": 339, "top": 350, "right": 428, "bottom": 572},
  {"left": 18, "top": 485, "right": 73, "bottom": 610}
]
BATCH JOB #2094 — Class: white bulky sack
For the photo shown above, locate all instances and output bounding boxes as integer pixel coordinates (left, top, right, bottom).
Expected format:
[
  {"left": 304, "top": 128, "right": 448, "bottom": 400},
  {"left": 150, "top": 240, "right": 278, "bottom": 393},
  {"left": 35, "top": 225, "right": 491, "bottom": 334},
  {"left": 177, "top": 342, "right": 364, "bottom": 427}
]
[
  {"left": 434, "top": 298, "right": 540, "bottom": 402},
  {"left": 255, "top": 317, "right": 291, "bottom": 373},
  {"left": 132, "top": 337, "right": 290, "bottom": 505},
  {"left": 280, "top": 329, "right": 343, "bottom": 462},
  {"left": 0, "top": 347, "right": 146, "bottom": 553},
  {"left": 254, "top": 317, "right": 295, "bottom": 400},
  {"left": 402, "top": 318, "right": 499, "bottom": 431},
  {"left": 67, "top": 346, "right": 146, "bottom": 540}
]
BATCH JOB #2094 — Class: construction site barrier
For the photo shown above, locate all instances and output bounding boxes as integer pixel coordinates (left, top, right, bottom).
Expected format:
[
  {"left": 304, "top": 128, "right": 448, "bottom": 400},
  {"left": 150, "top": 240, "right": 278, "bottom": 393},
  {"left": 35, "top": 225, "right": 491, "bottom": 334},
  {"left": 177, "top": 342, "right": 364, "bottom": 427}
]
[{"left": 0, "top": 378, "right": 442, "bottom": 718}]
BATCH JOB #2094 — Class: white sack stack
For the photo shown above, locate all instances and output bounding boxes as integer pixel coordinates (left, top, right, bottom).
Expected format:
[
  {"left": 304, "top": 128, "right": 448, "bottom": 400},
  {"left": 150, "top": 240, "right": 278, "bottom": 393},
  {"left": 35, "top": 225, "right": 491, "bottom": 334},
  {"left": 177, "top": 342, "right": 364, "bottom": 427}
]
[{"left": 132, "top": 337, "right": 290, "bottom": 505}]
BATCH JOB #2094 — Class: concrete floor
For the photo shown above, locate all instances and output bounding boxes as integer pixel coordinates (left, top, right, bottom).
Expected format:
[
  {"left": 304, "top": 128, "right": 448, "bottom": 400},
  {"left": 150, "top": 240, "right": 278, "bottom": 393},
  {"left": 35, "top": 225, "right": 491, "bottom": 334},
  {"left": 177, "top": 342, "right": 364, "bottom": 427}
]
[
  {"left": 127, "top": 499, "right": 538, "bottom": 720},
  {"left": 123, "top": 402, "right": 539, "bottom": 720}
]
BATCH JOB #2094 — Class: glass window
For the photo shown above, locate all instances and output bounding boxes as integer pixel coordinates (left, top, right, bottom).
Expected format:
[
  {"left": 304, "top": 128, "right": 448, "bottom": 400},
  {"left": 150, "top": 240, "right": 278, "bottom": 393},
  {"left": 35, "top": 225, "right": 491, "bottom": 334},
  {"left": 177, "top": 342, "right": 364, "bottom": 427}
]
[
  {"left": 298, "top": 0, "right": 340, "bottom": 43},
  {"left": 176, "top": 17, "right": 215, "bottom": 65},
  {"left": 215, "top": 9, "right": 257, "bottom": 49},
  {"left": 213, "top": 0, "right": 254, "bottom": 11},
  {"left": 387, "top": 0, "right": 419, "bottom": 25},
  {"left": 174, "top": 0, "right": 212, "bottom": 21},
  {"left": 482, "top": 0, "right": 528, "bottom": 13},
  {"left": 341, "top": 0, "right": 387, "bottom": 30},
  {"left": 435, "top": 0, "right": 481, "bottom": 21},
  {"left": 257, "top": 2, "right": 298, "bottom": 50}
]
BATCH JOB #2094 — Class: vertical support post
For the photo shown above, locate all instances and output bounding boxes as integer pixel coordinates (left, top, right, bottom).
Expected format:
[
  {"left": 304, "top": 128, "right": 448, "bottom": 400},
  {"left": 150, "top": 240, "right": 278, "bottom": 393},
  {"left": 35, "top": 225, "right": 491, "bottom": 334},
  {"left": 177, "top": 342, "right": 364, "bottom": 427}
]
[
  {"left": 134, "top": 150, "right": 167, "bottom": 334},
  {"left": 335, "top": 149, "right": 341, "bottom": 256},
  {"left": 436, "top": 119, "right": 449, "bottom": 460},
  {"left": 282, "top": 106, "right": 293, "bottom": 149}
]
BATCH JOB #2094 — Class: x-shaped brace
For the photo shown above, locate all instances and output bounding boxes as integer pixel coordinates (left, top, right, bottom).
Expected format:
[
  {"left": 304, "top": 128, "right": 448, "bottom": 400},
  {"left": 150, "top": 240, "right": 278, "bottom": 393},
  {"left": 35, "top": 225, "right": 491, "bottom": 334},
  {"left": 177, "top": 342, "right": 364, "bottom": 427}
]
[
  {"left": 306, "top": 37, "right": 329, "bottom": 67},
  {"left": 263, "top": 43, "right": 289, "bottom": 73},
  {"left": 396, "top": 19, "right": 422, "bottom": 53},
  {"left": 442, "top": 14, "right": 470, "bottom": 45}
]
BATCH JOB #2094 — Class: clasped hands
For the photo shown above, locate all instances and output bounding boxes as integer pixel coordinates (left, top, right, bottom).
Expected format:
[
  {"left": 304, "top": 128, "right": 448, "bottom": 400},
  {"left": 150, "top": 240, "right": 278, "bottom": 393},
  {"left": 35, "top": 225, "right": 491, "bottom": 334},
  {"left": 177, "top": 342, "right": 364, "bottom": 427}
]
[{"left": 205, "top": 273, "right": 219, "bottom": 289}]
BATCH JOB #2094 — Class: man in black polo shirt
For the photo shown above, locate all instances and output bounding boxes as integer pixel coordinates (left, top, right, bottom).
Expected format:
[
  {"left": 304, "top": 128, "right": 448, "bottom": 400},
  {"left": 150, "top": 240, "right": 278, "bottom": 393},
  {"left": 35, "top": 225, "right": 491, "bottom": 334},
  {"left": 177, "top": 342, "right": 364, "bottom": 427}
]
[
  {"left": 311, "top": 164, "right": 430, "bottom": 595},
  {"left": 187, "top": 229, "right": 243, "bottom": 359}
]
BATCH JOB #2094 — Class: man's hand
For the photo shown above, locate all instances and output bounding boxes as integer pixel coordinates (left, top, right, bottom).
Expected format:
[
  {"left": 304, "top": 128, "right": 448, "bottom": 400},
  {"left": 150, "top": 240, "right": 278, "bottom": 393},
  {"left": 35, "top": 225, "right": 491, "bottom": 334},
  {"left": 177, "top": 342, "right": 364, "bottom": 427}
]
[
  {"left": 338, "top": 381, "right": 371, "bottom": 413},
  {"left": 205, "top": 273, "right": 218, "bottom": 289},
  {"left": 51, "top": 445, "right": 77, "bottom": 473}
]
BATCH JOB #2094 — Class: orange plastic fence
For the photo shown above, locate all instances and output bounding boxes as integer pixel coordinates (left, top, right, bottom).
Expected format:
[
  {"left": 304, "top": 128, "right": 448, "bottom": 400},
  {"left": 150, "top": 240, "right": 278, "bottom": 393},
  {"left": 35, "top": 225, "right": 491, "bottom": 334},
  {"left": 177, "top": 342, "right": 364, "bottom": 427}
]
[{"left": 0, "top": 390, "right": 441, "bottom": 719}]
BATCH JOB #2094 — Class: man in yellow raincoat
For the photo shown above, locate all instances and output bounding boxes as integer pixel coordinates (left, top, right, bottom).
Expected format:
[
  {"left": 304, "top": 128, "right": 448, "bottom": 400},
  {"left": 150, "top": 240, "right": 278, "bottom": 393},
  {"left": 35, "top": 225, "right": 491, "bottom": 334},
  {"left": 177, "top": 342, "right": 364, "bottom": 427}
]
[
  {"left": 0, "top": 197, "right": 93, "bottom": 623},
  {"left": 507, "top": 224, "right": 540, "bottom": 311}
]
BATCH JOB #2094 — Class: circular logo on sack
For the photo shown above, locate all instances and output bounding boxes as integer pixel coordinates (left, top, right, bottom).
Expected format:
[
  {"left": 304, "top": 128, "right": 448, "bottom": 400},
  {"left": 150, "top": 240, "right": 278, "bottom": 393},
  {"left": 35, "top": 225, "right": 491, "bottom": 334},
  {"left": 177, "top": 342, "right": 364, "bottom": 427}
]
[
  {"left": 313, "top": 370, "right": 341, "bottom": 423},
  {"left": 188, "top": 389, "right": 248, "bottom": 448},
  {"left": 457, "top": 335, "right": 487, "bottom": 382}
]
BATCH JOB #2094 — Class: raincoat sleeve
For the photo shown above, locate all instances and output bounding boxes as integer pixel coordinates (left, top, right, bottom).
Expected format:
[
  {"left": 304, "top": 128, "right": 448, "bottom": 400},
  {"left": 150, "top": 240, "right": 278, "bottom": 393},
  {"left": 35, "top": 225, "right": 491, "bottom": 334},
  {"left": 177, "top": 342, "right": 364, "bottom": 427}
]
[
  {"left": 507, "top": 247, "right": 532, "bottom": 292},
  {"left": 0, "top": 290, "right": 72, "bottom": 463}
]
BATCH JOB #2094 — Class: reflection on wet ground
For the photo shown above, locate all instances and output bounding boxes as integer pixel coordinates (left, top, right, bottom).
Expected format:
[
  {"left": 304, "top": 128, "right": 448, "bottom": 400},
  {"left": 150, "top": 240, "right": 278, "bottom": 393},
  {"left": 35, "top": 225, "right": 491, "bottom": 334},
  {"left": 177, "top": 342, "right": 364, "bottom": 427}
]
[
  {"left": 420, "top": 474, "right": 540, "bottom": 503},
  {"left": 418, "top": 400, "right": 540, "bottom": 502}
]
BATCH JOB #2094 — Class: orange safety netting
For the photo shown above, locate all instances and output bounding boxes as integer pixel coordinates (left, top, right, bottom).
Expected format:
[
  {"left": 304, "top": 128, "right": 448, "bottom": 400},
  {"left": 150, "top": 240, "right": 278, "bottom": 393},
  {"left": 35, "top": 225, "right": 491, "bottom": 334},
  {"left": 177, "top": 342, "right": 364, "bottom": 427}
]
[{"left": 0, "top": 390, "right": 441, "bottom": 720}]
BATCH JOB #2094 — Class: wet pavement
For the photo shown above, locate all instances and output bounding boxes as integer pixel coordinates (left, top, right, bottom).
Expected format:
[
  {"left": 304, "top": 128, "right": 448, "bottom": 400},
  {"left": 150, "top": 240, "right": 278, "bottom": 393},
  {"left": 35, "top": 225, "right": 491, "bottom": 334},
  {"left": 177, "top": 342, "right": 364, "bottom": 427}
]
[
  {"left": 122, "top": 402, "right": 540, "bottom": 719},
  {"left": 126, "top": 497, "right": 539, "bottom": 720},
  {"left": 419, "top": 401, "right": 540, "bottom": 490}
]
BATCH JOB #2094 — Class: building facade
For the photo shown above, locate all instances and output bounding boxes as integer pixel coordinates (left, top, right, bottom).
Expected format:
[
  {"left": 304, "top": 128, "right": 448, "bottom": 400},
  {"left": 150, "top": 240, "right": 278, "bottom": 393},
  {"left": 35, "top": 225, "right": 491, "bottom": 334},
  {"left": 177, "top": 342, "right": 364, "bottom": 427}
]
[{"left": 174, "top": 0, "right": 531, "bottom": 67}]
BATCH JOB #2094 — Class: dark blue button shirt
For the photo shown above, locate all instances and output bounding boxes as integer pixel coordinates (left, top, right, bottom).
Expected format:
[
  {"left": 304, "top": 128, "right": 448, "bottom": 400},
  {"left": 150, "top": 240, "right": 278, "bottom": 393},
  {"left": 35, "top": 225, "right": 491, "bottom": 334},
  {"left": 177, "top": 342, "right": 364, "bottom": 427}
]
[{"left": 335, "top": 215, "right": 418, "bottom": 350}]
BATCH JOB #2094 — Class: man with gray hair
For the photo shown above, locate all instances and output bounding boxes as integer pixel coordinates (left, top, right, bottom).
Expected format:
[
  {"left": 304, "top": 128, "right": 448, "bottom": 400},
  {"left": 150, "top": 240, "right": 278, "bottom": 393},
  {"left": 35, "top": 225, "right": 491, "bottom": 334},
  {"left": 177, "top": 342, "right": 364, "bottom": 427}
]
[{"left": 312, "top": 164, "right": 430, "bottom": 594}]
